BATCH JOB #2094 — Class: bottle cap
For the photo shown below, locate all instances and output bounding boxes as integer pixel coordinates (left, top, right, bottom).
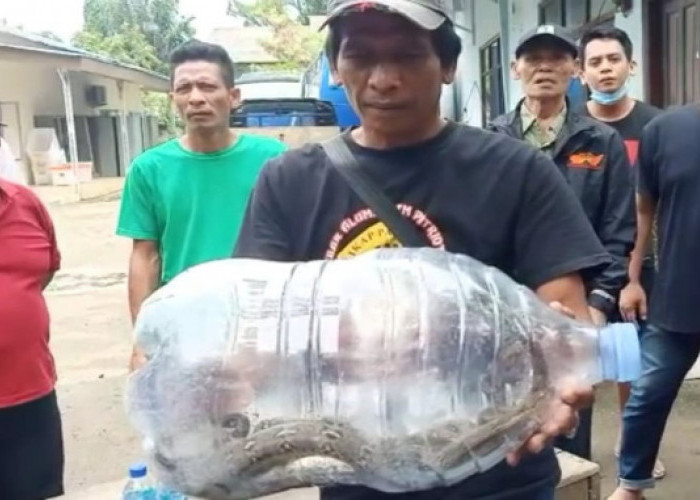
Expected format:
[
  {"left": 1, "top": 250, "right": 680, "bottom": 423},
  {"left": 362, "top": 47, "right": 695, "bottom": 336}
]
[
  {"left": 129, "top": 462, "right": 148, "bottom": 479},
  {"left": 599, "top": 322, "right": 641, "bottom": 382}
]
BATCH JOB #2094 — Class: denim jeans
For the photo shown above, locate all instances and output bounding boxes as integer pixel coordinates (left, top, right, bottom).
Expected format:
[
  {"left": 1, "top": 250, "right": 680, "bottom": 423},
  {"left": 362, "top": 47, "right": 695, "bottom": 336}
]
[{"left": 618, "top": 324, "right": 700, "bottom": 490}]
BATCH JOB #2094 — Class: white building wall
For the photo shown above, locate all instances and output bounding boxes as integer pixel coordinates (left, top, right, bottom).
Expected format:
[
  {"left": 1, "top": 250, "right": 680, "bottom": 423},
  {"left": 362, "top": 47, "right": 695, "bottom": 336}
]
[
  {"left": 614, "top": 6, "right": 645, "bottom": 101},
  {"left": 503, "top": 0, "right": 541, "bottom": 108},
  {"left": 445, "top": 0, "right": 501, "bottom": 126},
  {"left": 0, "top": 61, "right": 149, "bottom": 179},
  {"left": 450, "top": 0, "right": 648, "bottom": 127}
]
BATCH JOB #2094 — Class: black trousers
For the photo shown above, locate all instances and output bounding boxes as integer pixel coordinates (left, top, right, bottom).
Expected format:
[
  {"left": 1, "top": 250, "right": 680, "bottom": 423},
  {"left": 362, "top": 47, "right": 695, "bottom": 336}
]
[{"left": 0, "top": 391, "right": 65, "bottom": 500}]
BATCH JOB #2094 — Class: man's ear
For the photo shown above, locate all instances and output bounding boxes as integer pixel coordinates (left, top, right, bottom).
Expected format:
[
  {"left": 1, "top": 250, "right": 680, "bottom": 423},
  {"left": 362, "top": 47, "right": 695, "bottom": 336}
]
[
  {"left": 442, "top": 63, "right": 457, "bottom": 85},
  {"left": 229, "top": 87, "right": 241, "bottom": 110},
  {"left": 572, "top": 58, "right": 582, "bottom": 78},
  {"left": 330, "top": 66, "right": 343, "bottom": 86},
  {"left": 629, "top": 59, "right": 638, "bottom": 77},
  {"left": 510, "top": 60, "right": 520, "bottom": 80}
]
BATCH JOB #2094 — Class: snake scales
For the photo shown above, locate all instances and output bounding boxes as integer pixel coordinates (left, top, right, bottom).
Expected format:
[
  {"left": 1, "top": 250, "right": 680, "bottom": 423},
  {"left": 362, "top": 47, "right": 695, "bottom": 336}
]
[{"left": 160, "top": 331, "right": 554, "bottom": 499}]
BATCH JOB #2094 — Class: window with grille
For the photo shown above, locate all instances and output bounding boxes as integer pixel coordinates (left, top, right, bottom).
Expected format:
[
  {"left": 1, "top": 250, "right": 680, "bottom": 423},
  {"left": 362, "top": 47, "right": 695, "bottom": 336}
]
[
  {"left": 479, "top": 37, "right": 505, "bottom": 127},
  {"left": 538, "top": 0, "right": 618, "bottom": 29}
]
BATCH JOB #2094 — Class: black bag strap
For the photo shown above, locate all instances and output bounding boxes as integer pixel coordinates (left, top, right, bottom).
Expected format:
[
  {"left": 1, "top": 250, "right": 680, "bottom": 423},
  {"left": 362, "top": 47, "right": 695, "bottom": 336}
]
[{"left": 321, "top": 135, "right": 427, "bottom": 247}]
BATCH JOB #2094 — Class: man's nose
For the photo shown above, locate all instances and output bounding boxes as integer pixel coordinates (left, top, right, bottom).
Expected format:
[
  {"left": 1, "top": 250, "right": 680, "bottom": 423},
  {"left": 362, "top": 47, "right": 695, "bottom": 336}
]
[
  {"left": 536, "top": 60, "right": 555, "bottom": 71},
  {"left": 368, "top": 63, "right": 401, "bottom": 92},
  {"left": 599, "top": 60, "right": 613, "bottom": 72},
  {"left": 188, "top": 87, "right": 206, "bottom": 103}
]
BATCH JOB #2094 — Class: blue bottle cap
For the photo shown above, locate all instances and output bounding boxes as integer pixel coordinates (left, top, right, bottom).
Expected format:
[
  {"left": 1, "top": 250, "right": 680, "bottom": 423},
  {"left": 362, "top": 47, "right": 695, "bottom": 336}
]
[
  {"left": 129, "top": 462, "right": 148, "bottom": 479},
  {"left": 599, "top": 322, "right": 641, "bottom": 382}
]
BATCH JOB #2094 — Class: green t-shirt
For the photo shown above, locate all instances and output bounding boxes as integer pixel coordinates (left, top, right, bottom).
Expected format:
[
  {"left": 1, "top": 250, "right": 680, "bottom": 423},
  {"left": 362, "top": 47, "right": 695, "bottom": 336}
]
[{"left": 116, "top": 134, "right": 287, "bottom": 284}]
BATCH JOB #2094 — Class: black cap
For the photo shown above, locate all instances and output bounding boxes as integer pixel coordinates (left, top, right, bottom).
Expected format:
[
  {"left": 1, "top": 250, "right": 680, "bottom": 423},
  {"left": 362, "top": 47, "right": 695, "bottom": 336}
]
[
  {"left": 515, "top": 24, "right": 578, "bottom": 59},
  {"left": 321, "top": 0, "right": 452, "bottom": 31}
]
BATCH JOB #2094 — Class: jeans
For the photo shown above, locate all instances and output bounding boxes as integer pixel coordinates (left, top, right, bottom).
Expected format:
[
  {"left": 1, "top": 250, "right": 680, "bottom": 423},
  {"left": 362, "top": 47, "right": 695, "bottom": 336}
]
[{"left": 618, "top": 325, "right": 700, "bottom": 490}]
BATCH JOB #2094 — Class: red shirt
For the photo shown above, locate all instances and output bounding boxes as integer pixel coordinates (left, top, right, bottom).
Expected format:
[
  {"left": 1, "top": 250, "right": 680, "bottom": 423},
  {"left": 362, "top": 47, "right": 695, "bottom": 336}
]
[{"left": 0, "top": 180, "right": 60, "bottom": 408}]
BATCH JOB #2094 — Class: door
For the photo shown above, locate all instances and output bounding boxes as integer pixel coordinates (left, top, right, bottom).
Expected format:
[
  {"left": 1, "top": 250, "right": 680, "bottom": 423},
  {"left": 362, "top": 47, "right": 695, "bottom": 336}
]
[
  {"left": 0, "top": 102, "right": 23, "bottom": 162},
  {"left": 661, "top": 0, "right": 700, "bottom": 106}
]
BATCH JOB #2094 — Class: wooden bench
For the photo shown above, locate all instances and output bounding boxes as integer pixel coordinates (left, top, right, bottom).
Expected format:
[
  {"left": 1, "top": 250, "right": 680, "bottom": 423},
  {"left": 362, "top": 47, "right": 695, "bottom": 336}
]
[
  {"left": 63, "top": 449, "right": 600, "bottom": 500},
  {"left": 556, "top": 449, "right": 601, "bottom": 500}
]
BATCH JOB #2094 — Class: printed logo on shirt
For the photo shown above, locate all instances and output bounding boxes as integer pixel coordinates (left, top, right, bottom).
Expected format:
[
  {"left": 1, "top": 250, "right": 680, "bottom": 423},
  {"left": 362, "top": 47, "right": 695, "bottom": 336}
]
[
  {"left": 325, "top": 204, "right": 445, "bottom": 259},
  {"left": 623, "top": 139, "right": 639, "bottom": 165},
  {"left": 567, "top": 151, "right": 605, "bottom": 170}
]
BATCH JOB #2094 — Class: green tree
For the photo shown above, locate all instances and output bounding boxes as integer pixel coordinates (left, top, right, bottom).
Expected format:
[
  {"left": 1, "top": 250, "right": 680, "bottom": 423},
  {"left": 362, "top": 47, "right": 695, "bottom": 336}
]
[
  {"left": 73, "top": 0, "right": 194, "bottom": 136},
  {"left": 227, "top": 0, "right": 324, "bottom": 71},
  {"left": 82, "top": 0, "right": 194, "bottom": 64},
  {"left": 228, "top": 0, "right": 326, "bottom": 25},
  {"left": 73, "top": 26, "right": 163, "bottom": 72},
  {"left": 260, "top": 15, "right": 324, "bottom": 70}
]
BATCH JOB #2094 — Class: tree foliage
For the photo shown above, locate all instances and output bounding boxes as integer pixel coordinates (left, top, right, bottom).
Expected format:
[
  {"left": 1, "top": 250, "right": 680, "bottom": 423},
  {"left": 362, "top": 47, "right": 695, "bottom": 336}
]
[
  {"left": 73, "top": 26, "right": 163, "bottom": 72},
  {"left": 228, "top": 0, "right": 324, "bottom": 71},
  {"left": 82, "top": 0, "right": 194, "bottom": 65},
  {"left": 228, "top": 0, "right": 326, "bottom": 25},
  {"left": 73, "top": 0, "right": 194, "bottom": 135}
]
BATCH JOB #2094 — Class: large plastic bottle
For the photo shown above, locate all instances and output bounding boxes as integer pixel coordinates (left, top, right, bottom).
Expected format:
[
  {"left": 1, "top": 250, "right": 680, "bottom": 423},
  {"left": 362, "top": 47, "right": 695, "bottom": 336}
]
[{"left": 127, "top": 248, "right": 640, "bottom": 499}]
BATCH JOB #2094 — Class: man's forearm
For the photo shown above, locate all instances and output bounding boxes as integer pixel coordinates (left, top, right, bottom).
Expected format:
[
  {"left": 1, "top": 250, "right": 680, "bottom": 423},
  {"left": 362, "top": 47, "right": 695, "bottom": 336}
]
[
  {"left": 629, "top": 195, "right": 655, "bottom": 283},
  {"left": 537, "top": 273, "right": 592, "bottom": 323},
  {"left": 128, "top": 253, "right": 161, "bottom": 324}
]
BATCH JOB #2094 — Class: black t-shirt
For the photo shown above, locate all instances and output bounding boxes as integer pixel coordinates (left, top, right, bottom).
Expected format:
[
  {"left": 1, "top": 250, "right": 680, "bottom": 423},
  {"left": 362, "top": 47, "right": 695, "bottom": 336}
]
[
  {"left": 234, "top": 123, "right": 610, "bottom": 499},
  {"left": 638, "top": 105, "right": 700, "bottom": 333},
  {"left": 583, "top": 100, "right": 661, "bottom": 166},
  {"left": 583, "top": 100, "right": 661, "bottom": 263}
]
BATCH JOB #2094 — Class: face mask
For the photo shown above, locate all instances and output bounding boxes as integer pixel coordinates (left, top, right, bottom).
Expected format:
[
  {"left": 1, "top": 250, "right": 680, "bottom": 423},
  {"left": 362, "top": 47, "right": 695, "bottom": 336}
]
[{"left": 590, "top": 81, "right": 629, "bottom": 105}]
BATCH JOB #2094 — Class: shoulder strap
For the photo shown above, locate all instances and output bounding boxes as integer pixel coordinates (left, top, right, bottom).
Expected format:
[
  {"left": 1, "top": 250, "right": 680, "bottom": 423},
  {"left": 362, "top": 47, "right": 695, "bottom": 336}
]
[{"left": 321, "top": 135, "right": 427, "bottom": 248}]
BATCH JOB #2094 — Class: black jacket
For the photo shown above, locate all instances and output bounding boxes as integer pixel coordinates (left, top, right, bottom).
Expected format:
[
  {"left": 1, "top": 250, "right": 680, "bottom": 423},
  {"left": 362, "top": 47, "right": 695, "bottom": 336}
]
[{"left": 488, "top": 100, "right": 636, "bottom": 316}]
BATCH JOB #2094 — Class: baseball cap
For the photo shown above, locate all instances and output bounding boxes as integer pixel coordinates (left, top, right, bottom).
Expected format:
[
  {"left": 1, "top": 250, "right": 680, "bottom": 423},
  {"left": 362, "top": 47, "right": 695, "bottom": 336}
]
[
  {"left": 321, "top": 0, "right": 452, "bottom": 31},
  {"left": 515, "top": 24, "right": 578, "bottom": 58}
]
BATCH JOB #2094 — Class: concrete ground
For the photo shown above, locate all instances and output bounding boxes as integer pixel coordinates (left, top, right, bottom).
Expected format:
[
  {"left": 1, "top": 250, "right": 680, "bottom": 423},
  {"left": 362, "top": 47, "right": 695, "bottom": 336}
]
[{"left": 41, "top": 182, "right": 700, "bottom": 498}]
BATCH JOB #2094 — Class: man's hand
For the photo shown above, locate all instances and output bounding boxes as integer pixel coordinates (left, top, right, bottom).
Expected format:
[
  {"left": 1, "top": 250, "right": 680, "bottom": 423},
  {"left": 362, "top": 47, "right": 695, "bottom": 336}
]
[
  {"left": 619, "top": 281, "right": 647, "bottom": 323},
  {"left": 507, "top": 381, "right": 594, "bottom": 465},
  {"left": 129, "top": 345, "right": 147, "bottom": 372},
  {"left": 506, "top": 300, "right": 595, "bottom": 465},
  {"left": 587, "top": 306, "right": 607, "bottom": 327}
]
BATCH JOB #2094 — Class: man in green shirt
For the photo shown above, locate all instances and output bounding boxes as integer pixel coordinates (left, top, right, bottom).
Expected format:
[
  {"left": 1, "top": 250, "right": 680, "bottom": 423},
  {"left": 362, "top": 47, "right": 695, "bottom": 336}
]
[{"left": 117, "top": 40, "right": 286, "bottom": 368}]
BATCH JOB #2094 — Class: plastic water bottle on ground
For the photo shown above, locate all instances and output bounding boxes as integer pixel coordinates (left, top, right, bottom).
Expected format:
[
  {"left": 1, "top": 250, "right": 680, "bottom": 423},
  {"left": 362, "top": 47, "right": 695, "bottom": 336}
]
[{"left": 122, "top": 463, "right": 156, "bottom": 500}]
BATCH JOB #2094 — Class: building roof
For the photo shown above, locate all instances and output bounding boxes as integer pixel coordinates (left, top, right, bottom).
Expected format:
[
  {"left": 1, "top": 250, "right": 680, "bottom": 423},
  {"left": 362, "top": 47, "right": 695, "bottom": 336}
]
[
  {"left": 207, "top": 27, "right": 278, "bottom": 64},
  {"left": 236, "top": 70, "right": 301, "bottom": 84},
  {"left": 0, "top": 28, "right": 169, "bottom": 91}
]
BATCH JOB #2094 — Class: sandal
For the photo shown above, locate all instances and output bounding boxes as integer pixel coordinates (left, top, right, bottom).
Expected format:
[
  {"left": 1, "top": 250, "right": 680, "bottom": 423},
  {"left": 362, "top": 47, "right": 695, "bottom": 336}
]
[{"left": 614, "top": 440, "right": 666, "bottom": 481}]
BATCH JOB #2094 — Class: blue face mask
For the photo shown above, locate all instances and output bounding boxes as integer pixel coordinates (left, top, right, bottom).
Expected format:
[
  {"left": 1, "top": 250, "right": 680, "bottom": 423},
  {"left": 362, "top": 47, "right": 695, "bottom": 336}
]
[{"left": 590, "top": 81, "right": 629, "bottom": 105}]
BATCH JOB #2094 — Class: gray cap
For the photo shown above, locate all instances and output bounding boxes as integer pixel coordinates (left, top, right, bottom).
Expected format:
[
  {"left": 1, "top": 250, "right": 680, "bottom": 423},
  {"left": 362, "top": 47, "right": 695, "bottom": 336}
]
[
  {"left": 515, "top": 24, "right": 578, "bottom": 58},
  {"left": 321, "top": 0, "right": 452, "bottom": 31}
]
